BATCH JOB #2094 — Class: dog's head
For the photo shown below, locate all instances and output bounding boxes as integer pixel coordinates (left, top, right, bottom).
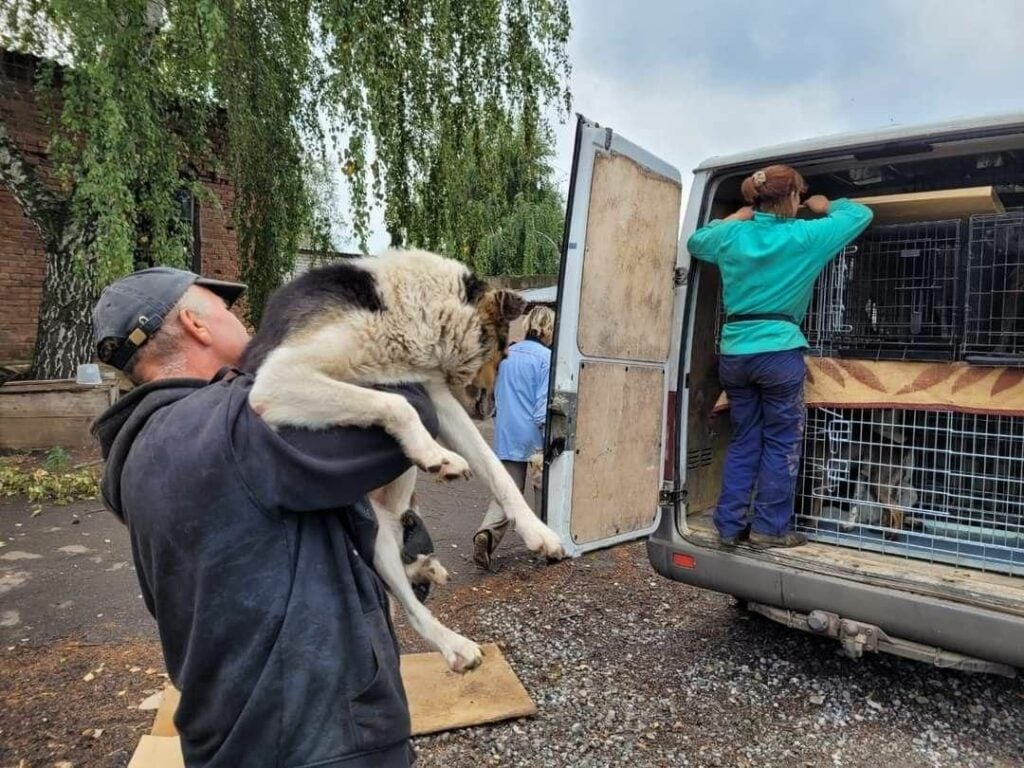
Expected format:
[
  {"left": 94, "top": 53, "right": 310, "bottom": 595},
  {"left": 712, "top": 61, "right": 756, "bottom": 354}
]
[{"left": 461, "top": 273, "right": 528, "bottom": 410}]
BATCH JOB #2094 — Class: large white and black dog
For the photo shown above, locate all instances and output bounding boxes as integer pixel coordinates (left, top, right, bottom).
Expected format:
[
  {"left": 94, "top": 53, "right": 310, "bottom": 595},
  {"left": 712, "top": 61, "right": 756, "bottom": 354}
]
[{"left": 239, "top": 248, "right": 565, "bottom": 672}]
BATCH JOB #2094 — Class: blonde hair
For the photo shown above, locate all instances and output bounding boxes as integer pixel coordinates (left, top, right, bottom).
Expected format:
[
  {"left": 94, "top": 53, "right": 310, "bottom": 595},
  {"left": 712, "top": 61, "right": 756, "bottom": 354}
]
[{"left": 524, "top": 305, "right": 555, "bottom": 346}]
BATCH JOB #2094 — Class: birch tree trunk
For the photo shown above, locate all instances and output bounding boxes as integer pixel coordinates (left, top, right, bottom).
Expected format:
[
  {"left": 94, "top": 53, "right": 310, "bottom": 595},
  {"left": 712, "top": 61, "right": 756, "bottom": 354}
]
[
  {"left": 0, "top": 120, "right": 97, "bottom": 380},
  {"left": 31, "top": 242, "right": 97, "bottom": 380}
]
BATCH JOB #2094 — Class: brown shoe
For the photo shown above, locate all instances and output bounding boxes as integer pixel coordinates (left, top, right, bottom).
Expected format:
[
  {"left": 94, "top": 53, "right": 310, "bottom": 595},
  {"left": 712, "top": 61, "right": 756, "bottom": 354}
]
[
  {"left": 473, "top": 531, "right": 493, "bottom": 570},
  {"left": 718, "top": 526, "right": 751, "bottom": 550},
  {"left": 748, "top": 531, "right": 808, "bottom": 549}
]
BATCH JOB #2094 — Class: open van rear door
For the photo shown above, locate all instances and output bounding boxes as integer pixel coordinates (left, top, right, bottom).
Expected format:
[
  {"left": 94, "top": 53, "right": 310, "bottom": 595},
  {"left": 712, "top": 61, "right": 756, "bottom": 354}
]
[{"left": 543, "top": 115, "right": 683, "bottom": 556}]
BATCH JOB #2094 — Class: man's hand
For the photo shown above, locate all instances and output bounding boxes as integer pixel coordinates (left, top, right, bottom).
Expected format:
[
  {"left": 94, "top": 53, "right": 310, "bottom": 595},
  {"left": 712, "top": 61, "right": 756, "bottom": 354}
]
[
  {"left": 802, "top": 195, "right": 831, "bottom": 216},
  {"left": 725, "top": 205, "right": 755, "bottom": 222}
]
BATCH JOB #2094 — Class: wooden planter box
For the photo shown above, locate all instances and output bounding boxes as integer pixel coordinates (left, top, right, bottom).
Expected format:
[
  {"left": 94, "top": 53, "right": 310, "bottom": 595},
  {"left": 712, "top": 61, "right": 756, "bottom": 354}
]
[{"left": 0, "top": 376, "right": 120, "bottom": 451}]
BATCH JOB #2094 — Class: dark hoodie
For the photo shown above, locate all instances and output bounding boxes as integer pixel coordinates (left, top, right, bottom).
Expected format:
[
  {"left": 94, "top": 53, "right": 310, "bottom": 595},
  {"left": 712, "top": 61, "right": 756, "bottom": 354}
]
[{"left": 93, "top": 370, "right": 439, "bottom": 768}]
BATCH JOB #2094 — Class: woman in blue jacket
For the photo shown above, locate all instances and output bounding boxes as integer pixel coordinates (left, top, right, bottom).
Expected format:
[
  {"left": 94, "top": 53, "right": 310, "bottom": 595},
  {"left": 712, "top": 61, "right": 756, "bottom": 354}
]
[
  {"left": 473, "top": 305, "right": 555, "bottom": 570},
  {"left": 687, "top": 165, "right": 873, "bottom": 549}
]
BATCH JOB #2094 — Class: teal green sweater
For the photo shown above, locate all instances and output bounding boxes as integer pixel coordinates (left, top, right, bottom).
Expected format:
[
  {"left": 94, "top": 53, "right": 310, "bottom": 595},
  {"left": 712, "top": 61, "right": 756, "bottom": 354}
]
[{"left": 687, "top": 198, "right": 874, "bottom": 355}]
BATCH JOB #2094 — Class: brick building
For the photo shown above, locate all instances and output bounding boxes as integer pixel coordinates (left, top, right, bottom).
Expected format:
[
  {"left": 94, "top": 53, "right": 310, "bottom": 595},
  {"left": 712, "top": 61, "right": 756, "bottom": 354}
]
[{"left": 0, "top": 50, "right": 241, "bottom": 365}]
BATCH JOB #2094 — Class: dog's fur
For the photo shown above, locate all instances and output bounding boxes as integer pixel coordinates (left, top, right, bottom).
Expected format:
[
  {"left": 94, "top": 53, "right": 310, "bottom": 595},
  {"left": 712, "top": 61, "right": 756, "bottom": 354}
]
[
  {"left": 464, "top": 354, "right": 501, "bottom": 419},
  {"left": 240, "top": 248, "right": 565, "bottom": 672},
  {"left": 527, "top": 451, "right": 545, "bottom": 491},
  {"left": 846, "top": 437, "right": 917, "bottom": 540},
  {"left": 809, "top": 410, "right": 919, "bottom": 540},
  {"left": 399, "top": 494, "right": 445, "bottom": 604}
]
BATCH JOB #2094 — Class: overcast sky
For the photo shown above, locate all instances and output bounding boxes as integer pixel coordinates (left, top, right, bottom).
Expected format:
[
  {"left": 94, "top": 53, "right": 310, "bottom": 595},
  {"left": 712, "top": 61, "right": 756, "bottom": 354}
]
[{"left": 352, "top": 0, "right": 1024, "bottom": 252}]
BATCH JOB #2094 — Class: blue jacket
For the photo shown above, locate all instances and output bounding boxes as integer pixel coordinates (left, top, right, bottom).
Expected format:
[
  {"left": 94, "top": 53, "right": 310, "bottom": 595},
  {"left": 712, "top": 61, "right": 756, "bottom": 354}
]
[
  {"left": 494, "top": 338, "right": 551, "bottom": 462},
  {"left": 93, "top": 370, "right": 436, "bottom": 768}
]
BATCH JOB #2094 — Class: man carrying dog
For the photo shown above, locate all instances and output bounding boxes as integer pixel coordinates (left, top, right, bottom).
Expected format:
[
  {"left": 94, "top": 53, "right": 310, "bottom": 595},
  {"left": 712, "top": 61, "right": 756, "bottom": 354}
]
[{"left": 91, "top": 267, "right": 429, "bottom": 767}]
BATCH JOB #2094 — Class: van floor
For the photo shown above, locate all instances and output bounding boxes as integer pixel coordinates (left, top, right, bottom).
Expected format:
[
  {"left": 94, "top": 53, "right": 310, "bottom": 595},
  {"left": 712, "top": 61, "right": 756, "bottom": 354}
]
[{"left": 684, "top": 514, "right": 1024, "bottom": 618}]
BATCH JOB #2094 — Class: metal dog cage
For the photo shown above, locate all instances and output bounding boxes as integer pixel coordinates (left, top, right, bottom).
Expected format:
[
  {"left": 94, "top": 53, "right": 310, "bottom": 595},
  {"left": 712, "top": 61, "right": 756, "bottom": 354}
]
[
  {"left": 714, "top": 219, "right": 963, "bottom": 361},
  {"left": 964, "top": 209, "right": 1024, "bottom": 365},
  {"left": 796, "top": 407, "right": 1024, "bottom": 577},
  {"left": 802, "top": 243, "right": 855, "bottom": 357},
  {"left": 807, "top": 220, "right": 963, "bottom": 361}
]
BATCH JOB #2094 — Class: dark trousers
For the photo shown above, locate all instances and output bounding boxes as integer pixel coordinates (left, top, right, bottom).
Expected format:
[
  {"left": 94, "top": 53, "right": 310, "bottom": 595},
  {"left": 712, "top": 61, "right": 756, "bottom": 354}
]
[{"left": 715, "top": 349, "right": 807, "bottom": 538}]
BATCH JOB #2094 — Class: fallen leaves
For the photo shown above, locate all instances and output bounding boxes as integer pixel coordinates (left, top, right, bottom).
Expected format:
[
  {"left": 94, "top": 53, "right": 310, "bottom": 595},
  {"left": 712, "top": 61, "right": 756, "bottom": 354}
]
[{"left": 82, "top": 662, "right": 106, "bottom": 682}]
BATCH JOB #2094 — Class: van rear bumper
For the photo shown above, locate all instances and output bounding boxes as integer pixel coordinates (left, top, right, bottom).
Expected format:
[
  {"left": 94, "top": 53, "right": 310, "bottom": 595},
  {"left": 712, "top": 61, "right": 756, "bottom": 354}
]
[{"left": 647, "top": 535, "right": 1024, "bottom": 671}]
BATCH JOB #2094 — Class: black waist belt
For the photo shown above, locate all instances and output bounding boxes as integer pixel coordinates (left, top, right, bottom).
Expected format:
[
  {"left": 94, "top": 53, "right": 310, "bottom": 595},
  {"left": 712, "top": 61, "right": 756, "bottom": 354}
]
[{"left": 725, "top": 313, "right": 800, "bottom": 326}]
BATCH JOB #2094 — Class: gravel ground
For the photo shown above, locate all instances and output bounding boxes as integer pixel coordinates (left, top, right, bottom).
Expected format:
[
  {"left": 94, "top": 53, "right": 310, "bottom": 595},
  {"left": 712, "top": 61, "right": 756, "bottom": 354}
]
[
  {"left": 4, "top": 428, "right": 1024, "bottom": 767},
  {"left": 397, "top": 543, "right": 1024, "bottom": 768}
]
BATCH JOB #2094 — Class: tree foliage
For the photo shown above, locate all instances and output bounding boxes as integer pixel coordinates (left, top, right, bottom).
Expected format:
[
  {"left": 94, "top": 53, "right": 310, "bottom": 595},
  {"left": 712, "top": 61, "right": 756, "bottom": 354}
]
[
  {"left": 1, "top": 0, "right": 571, "bottom": 378},
  {"left": 405, "top": 114, "right": 565, "bottom": 276}
]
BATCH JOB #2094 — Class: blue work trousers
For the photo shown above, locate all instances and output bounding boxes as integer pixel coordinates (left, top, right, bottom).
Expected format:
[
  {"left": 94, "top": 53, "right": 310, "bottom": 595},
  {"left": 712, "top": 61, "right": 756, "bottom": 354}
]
[{"left": 715, "top": 349, "right": 806, "bottom": 538}]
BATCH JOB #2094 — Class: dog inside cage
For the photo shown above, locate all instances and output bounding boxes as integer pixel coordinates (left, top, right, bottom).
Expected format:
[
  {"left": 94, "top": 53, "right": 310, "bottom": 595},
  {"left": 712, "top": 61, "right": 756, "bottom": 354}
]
[
  {"left": 965, "top": 209, "right": 1024, "bottom": 363},
  {"left": 796, "top": 407, "right": 1024, "bottom": 576}
]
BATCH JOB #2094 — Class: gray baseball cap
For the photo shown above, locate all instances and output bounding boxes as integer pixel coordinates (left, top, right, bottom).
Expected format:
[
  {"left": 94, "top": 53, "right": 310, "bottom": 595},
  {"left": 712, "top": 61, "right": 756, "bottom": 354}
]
[{"left": 92, "top": 266, "right": 246, "bottom": 370}]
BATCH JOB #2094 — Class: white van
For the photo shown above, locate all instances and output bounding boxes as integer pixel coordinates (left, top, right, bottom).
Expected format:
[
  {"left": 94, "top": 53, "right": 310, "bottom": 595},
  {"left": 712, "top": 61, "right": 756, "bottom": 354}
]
[{"left": 542, "top": 113, "right": 1024, "bottom": 676}]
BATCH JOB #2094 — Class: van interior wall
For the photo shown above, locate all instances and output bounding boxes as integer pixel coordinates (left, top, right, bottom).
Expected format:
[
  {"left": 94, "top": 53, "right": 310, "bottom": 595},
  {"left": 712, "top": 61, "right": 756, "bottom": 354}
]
[
  {"left": 682, "top": 146, "right": 1024, "bottom": 564},
  {"left": 684, "top": 260, "right": 731, "bottom": 518}
]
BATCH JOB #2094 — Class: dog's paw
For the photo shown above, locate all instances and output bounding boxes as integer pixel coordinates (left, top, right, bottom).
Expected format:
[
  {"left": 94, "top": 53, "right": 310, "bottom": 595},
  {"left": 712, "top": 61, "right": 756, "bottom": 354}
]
[
  {"left": 424, "top": 449, "right": 472, "bottom": 482},
  {"left": 407, "top": 554, "right": 450, "bottom": 588},
  {"left": 440, "top": 635, "right": 484, "bottom": 673},
  {"left": 424, "top": 556, "right": 449, "bottom": 586},
  {"left": 518, "top": 520, "right": 565, "bottom": 561},
  {"left": 423, "top": 624, "right": 483, "bottom": 673}
]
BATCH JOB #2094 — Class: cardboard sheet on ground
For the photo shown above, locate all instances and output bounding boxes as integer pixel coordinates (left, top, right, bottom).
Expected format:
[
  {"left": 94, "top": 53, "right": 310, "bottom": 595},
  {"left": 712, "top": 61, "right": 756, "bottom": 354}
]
[
  {"left": 127, "top": 735, "right": 184, "bottom": 768},
  {"left": 130, "top": 643, "right": 535, "bottom": 766},
  {"left": 401, "top": 643, "right": 537, "bottom": 735}
]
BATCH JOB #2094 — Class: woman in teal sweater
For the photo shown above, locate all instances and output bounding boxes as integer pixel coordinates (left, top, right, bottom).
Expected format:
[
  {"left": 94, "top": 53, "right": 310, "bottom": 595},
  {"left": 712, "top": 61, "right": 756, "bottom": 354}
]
[{"left": 687, "top": 165, "right": 873, "bottom": 548}]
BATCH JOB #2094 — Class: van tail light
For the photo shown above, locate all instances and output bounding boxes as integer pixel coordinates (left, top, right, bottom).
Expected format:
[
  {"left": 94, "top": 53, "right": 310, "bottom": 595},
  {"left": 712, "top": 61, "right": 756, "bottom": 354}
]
[{"left": 672, "top": 553, "right": 696, "bottom": 569}]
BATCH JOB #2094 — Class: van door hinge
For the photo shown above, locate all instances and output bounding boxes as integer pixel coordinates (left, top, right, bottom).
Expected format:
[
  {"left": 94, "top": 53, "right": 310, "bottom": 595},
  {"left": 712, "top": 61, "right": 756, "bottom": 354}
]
[
  {"left": 673, "top": 267, "right": 688, "bottom": 286},
  {"left": 659, "top": 487, "right": 687, "bottom": 506},
  {"left": 547, "top": 391, "right": 578, "bottom": 455}
]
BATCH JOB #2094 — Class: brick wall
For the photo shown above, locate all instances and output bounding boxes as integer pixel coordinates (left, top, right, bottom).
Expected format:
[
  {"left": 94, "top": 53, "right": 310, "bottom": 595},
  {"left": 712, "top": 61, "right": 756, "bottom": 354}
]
[
  {"left": 0, "top": 52, "right": 51, "bottom": 364},
  {"left": 0, "top": 51, "right": 241, "bottom": 363}
]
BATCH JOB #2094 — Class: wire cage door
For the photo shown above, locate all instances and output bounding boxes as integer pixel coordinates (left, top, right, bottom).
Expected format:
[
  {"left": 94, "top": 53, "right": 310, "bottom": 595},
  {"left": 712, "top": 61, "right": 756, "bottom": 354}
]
[
  {"left": 813, "top": 220, "right": 963, "bottom": 361},
  {"left": 965, "top": 209, "right": 1024, "bottom": 365},
  {"left": 797, "top": 407, "right": 1024, "bottom": 577}
]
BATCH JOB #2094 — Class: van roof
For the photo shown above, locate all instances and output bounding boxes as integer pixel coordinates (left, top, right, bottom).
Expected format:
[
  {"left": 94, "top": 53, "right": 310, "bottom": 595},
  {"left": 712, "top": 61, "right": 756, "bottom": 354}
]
[{"left": 694, "top": 112, "right": 1024, "bottom": 173}]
